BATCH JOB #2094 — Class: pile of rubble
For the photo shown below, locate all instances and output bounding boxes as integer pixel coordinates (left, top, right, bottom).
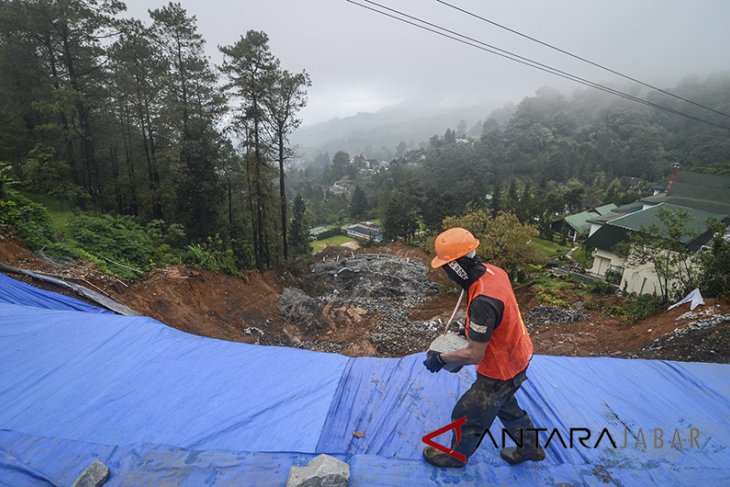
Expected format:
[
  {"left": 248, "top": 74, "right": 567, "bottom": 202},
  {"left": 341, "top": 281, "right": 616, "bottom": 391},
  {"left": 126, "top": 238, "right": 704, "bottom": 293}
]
[
  {"left": 522, "top": 305, "right": 588, "bottom": 328},
  {"left": 637, "top": 309, "right": 730, "bottom": 363},
  {"left": 309, "top": 254, "right": 439, "bottom": 303},
  {"left": 278, "top": 253, "right": 440, "bottom": 356},
  {"left": 277, "top": 287, "right": 326, "bottom": 335},
  {"left": 368, "top": 319, "right": 442, "bottom": 356}
]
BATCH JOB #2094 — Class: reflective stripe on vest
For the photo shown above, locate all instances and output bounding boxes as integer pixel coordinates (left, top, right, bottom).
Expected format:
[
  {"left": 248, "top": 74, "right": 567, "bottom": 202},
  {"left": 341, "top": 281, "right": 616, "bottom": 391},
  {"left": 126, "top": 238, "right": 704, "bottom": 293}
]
[{"left": 465, "top": 264, "right": 533, "bottom": 380}]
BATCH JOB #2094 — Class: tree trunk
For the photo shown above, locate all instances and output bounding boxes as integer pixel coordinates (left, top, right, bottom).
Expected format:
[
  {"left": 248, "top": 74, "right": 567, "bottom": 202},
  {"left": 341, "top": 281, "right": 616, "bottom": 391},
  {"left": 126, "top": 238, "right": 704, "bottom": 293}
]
[
  {"left": 119, "top": 98, "right": 138, "bottom": 215},
  {"left": 227, "top": 174, "right": 233, "bottom": 238},
  {"left": 278, "top": 128, "right": 288, "bottom": 259},
  {"left": 42, "top": 29, "right": 78, "bottom": 186},
  {"left": 59, "top": 21, "right": 99, "bottom": 203}
]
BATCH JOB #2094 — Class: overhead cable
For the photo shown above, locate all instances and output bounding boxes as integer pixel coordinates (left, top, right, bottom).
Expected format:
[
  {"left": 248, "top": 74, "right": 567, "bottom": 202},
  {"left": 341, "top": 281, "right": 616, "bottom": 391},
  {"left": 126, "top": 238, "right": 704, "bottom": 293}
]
[
  {"left": 345, "top": 0, "right": 730, "bottom": 131},
  {"left": 436, "top": 0, "right": 730, "bottom": 120}
]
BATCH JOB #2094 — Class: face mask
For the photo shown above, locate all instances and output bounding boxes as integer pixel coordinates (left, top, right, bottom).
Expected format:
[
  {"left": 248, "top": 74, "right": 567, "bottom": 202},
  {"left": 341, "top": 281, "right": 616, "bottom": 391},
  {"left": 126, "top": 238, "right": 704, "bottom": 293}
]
[{"left": 443, "top": 254, "right": 486, "bottom": 290}]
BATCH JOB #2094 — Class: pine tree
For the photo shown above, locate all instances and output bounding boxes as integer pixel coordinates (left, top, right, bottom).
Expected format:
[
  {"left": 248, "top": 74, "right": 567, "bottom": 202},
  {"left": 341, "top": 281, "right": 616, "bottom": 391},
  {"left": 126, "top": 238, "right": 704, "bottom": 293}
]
[
  {"left": 264, "top": 68, "right": 311, "bottom": 259},
  {"left": 350, "top": 186, "right": 368, "bottom": 220},
  {"left": 289, "top": 194, "right": 308, "bottom": 255},
  {"left": 220, "top": 30, "right": 279, "bottom": 269}
]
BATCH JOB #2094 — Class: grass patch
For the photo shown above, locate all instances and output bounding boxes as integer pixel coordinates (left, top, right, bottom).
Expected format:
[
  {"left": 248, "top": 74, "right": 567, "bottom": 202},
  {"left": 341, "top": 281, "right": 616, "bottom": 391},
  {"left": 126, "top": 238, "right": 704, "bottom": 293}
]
[
  {"left": 19, "top": 191, "right": 75, "bottom": 241},
  {"left": 48, "top": 209, "right": 74, "bottom": 241},
  {"left": 310, "top": 235, "right": 356, "bottom": 253},
  {"left": 531, "top": 237, "right": 571, "bottom": 258},
  {"left": 523, "top": 272, "right": 594, "bottom": 308},
  {"left": 573, "top": 247, "right": 593, "bottom": 268}
]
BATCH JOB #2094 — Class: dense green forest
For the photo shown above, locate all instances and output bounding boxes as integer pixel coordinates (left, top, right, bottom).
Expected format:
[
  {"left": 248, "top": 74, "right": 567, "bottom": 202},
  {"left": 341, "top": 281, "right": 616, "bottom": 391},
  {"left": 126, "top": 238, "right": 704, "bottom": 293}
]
[
  {"left": 0, "top": 0, "right": 309, "bottom": 271},
  {"left": 1, "top": 1, "right": 729, "bottom": 277},
  {"left": 290, "top": 78, "right": 730, "bottom": 241}
]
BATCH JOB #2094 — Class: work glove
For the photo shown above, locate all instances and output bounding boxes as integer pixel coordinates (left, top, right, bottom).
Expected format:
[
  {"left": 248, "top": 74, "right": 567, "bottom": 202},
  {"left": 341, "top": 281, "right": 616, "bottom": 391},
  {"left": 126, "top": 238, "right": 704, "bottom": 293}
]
[
  {"left": 424, "top": 350, "right": 446, "bottom": 373},
  {"left": 447, "top": 364, "right": 463, "bottom": 374}
]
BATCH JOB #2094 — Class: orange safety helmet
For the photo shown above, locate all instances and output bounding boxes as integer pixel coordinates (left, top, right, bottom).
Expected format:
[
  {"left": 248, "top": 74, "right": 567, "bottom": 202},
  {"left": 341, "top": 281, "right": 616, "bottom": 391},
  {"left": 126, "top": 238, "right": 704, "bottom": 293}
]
[{"left": 431, "top": 227, "right": 480, "bottom": 268}]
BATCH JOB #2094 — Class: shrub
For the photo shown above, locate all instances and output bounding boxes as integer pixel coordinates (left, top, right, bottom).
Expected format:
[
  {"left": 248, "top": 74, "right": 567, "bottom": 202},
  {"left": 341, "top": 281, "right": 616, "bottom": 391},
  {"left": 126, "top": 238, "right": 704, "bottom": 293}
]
[
  {"left": 591, "top": 280, "right": 616, "bottom": 296},
  {"left": 534, "top": 284, "right": 571, "bottom": 308},
  {"left": 185, "top": 234, "right": 239, "bottom": 275},
  {"left": 21, "top": 145, "right": 91, "bottom": 207},
  {"left": 603, "top": 294, "right": 664, "bottom": 321},
  {"left": 0, "top": 195, "right": 56, "bottom": 249},
  {"left": 626, "top": 294, "right": 664, "bottom": 322},
  {"left": 442, "top": 210, "right": 543, "bottom": 280},
  {"left": 68, "top": 213, "right": 154, "bottom": 279}
]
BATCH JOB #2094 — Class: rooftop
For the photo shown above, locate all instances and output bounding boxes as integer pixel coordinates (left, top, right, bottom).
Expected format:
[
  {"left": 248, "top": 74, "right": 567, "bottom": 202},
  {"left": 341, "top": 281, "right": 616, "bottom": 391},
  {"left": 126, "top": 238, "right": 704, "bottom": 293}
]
[{"left": 584, "top": 203, "right": 729, "bottom": 251}]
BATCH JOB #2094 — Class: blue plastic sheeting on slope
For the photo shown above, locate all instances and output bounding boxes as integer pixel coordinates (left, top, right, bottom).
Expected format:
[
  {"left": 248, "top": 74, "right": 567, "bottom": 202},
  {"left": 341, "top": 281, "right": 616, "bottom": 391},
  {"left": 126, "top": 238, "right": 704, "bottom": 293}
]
[
  {"left": 5, "top": 430, "right": 728, "bottom": 487},
  {"left": 1, "top": 294, "right": 730, "bottom": 485},
  {"left": 347, "top": 454, "right": 730, "bottom": 487},
  {"left": 2, "top": 432, "right": 729, "bottom": 487},
  {"left": 0, "top": 430, "right": 321, "bottom": 487},
  {"left": 315, "top": 355, "right": 478, "bottom": 457},
  {"left": 315, "top": 353, "right": 730, "bottom": 477},
  {"left": 0, "top": 272, "right": 112, "bottom": 314},
  {"left": 0, "top": 304, "right": 348, "bottom": 453}
]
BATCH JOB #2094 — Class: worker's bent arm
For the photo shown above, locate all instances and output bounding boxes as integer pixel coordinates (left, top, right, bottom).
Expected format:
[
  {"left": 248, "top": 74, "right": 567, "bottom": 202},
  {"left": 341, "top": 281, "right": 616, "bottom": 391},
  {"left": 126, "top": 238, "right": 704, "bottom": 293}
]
[{"left": 440, "top": 339, "right": 488, "bottom": 366}]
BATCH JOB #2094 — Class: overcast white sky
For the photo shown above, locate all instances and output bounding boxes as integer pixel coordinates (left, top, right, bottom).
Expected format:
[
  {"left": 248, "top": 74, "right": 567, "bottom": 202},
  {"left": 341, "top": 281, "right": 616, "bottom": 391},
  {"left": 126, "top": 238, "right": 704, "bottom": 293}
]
[{"left": 123, "top": 0, "right": 730, "bottom": 126}]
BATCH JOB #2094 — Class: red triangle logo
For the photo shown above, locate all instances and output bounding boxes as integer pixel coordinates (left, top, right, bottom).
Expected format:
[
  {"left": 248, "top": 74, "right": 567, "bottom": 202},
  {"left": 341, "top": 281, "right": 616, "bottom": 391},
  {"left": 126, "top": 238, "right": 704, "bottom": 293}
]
[{"left": 422, "top": 416, "right": 467, "bottom": 463}]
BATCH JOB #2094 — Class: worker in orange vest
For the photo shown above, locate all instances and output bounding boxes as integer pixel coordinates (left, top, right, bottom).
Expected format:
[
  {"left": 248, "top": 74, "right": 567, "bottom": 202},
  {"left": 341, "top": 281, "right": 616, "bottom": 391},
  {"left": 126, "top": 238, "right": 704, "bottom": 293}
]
[{"left": 422, "top": 227, "right": 546, "bottom": 468}]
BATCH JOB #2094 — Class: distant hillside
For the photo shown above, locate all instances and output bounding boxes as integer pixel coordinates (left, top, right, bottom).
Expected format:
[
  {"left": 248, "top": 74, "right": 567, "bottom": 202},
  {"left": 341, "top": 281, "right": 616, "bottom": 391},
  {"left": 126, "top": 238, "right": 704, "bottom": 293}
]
[{"left": 291, "top": 100, "right": 500, "bottom": 160}]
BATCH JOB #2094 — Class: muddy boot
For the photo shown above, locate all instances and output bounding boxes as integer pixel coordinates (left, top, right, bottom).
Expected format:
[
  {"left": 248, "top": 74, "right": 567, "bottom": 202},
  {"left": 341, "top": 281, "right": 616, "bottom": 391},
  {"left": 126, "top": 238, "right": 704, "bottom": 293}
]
[
  {"left": 499, "top": 445, "right": 546, "bottom": 465},
  {"left": 423, "top": 446, "right": 466, "bottom": 468}
]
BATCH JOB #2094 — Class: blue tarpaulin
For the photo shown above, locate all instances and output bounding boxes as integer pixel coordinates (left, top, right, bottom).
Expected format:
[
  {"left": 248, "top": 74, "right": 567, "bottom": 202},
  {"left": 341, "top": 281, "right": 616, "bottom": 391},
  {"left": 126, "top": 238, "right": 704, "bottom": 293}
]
[
  {"left": 0, "top": 272, "right": 111, "bottom": 314},
  {"left": 1, "top": 272, "right": 729, "bottom": 486}
]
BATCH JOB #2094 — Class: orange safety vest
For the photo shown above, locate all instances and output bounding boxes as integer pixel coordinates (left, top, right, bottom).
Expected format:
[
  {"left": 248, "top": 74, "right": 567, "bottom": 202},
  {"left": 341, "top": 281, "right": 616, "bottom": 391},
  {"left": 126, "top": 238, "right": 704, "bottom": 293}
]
[{"left": 465, "top": 264, "right": 533, "bottom": 380}]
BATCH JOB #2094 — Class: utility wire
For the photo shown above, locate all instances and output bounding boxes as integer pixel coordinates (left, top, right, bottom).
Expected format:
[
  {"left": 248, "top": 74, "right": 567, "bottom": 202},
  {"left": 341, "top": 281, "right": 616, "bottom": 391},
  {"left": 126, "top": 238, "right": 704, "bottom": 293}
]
[
  {"left": 346, "top": 0, "right": 730, "bottom": 131},
  {"left": 436, "top": 0, "right": 730, "bottom": 120}
]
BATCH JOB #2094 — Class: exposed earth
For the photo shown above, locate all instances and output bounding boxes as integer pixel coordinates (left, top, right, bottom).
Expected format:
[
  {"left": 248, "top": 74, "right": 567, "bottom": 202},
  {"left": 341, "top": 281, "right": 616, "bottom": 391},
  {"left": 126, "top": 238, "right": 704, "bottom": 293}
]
[{"left": 1, "top": 236, "right": 728, "bottom": 364}]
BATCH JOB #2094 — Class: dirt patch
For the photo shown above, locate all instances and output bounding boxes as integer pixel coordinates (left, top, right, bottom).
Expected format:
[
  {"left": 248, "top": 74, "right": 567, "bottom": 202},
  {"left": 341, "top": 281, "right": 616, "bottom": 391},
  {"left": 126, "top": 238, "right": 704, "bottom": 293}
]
[
  {"left": 528, "top": 298, "right": 729, "bottom": 361},
  {"left": 112, "top": 265, "right": 285, "bottom": 344},
  {"left": 339, "top": 241, "right": 359, "bottom": 250}
]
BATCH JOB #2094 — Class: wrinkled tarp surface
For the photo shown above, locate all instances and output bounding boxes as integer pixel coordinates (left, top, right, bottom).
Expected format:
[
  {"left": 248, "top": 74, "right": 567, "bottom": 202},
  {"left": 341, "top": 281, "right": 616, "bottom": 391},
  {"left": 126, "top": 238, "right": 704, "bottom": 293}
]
[
  {"left": 1, "top": 273, "right": 729, "bottom": 486},
  {"left": 0, "top": 272, "right": 112, "bottom": 314}
]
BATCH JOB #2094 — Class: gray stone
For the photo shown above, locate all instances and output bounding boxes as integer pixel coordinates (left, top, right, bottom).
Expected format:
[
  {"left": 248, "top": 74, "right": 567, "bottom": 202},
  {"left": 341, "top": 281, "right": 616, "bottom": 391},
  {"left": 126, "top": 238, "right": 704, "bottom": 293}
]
[
  {"left": 287, "top": 454, "right": 350, "bottom": 487},
  {"left": 278, "top": 287, "right": 325, "bottom": 333},
  {"left": 523, "top": 305, "right": 588, "bottom": 327},
  {"left": 428, "top": 333, "right": 469, "bottom": 372},
  {"left": 71, "top": 461, "right": 109, "bottom": 487}
]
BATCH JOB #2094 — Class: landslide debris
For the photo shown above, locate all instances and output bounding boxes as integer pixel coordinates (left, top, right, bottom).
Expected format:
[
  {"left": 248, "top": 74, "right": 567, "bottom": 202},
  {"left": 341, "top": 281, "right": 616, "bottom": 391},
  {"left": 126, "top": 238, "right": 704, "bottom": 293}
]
[
  {"left": 309, "top": 253, "right": 439, "bottom": 301},
  {"left": 637, "top": 311, "right": 730, "bottom": 363},
  {"left": 278, "top": 253, "right": 441, "bottom": 355},
  {"left": 523, "top": 305, "right": 588, "bottom": 328}
]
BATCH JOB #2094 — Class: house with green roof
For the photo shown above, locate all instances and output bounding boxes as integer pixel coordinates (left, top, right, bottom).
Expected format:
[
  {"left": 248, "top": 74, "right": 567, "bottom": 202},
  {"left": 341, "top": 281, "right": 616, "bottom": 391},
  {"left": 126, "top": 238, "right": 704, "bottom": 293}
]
[
  {"left": 551, "top": 204, "right": 618, "bottom": 242},
  {"left": 584, "top": 203, "right": 729, "bottom": 295}
]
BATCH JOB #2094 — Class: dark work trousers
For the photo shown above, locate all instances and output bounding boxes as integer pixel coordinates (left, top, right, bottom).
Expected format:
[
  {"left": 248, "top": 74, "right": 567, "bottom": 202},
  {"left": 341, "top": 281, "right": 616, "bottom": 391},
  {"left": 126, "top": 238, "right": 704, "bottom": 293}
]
[{"left": 450, "top": 366, "right": 536, "bottom": 459}]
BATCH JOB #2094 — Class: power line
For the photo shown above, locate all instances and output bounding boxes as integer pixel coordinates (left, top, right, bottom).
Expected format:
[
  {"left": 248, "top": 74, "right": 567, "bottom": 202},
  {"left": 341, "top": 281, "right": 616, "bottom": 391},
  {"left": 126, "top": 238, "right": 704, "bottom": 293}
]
[
  {"left": 436, "top": 0, "right": 730, "bottom": 120},
  {"left": 345, "top": 0, "right": 730, "bottom": 131}
]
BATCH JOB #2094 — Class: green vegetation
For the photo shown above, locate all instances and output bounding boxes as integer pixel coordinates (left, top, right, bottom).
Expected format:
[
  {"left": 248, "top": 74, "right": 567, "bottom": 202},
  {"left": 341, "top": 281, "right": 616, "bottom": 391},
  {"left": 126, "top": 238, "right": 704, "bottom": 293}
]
[
  {"left": 699, "top": 221, "right": 730, "bottom": 299},
  {"left": 525, "top": 274, "right": 587, "bottom": 309},
  {"left": 0, "top": 194, "right": 56, "bottom": 249},
  {"left": 186, "top": 236, "right": 239, "bottom": 276},
  {"left": 572, "top": 247, "right": 594, "bottom": 268},
  {"left": 601, "top": 294, "right": 664, "bottom": 322},
  {"left": 531, "top": 238, "right": 571, "bottom": 259},
  {"left": 0, "top": 1, "right": 309, "bottom": 272},
  {"left": 310, "top": 235, "right": 356, "bottom": 253},
  {"left": 443, "top": 211, "right": 543, "bottom": 279}
]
